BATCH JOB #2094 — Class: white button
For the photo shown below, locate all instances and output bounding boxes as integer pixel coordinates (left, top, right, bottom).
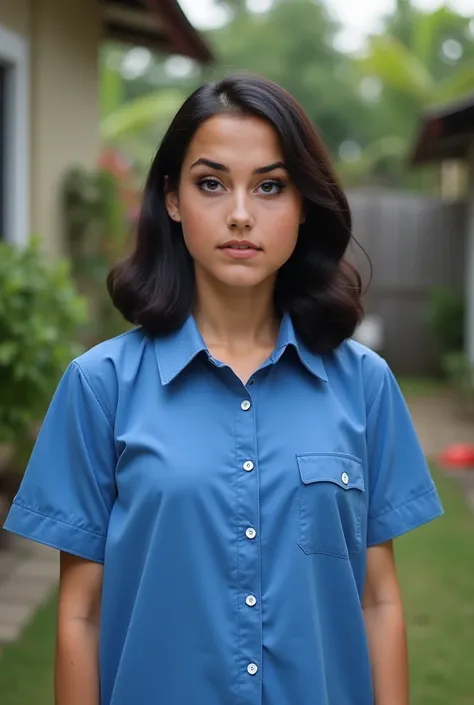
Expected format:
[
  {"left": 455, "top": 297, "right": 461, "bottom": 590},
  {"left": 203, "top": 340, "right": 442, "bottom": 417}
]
[
  {"left": 341, "top": 472, "right": 349, "bottom": 486},
  {"left": 247, "top": 663, "right": 258, "bottom": 676},
  {"left": 246, "top": 594, "right": 257, "bottom": 607},
  {"left": 241, "top": 400, "right": 252, "bottom": 411},
  {"left": 245, "top": 527, "right": 257, "bottom": 540},
  {"left": 243, "top": 461, "right": 254, "bottom": 472}
]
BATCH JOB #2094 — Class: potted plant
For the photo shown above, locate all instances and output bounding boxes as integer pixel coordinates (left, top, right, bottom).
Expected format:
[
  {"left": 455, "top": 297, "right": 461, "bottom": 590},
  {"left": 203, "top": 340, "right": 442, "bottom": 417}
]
[{"left": 0, "top": 240, "right": 85, "bottom": 547}]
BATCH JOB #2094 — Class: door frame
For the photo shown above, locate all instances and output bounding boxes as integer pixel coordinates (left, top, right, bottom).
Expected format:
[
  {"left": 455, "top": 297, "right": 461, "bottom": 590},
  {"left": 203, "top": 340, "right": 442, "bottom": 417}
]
[{"left": 0, "top": 24, "right": 29, "bottom": 246}]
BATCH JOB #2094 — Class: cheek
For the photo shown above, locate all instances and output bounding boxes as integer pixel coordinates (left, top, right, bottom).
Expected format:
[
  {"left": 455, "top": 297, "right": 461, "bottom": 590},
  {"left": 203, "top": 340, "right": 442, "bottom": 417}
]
[
  {"left": 265, "top": 208, "right": 301, "bottom": 260},
  {"left": 178, "top": 187, "right": 217, "bottom": 256}
]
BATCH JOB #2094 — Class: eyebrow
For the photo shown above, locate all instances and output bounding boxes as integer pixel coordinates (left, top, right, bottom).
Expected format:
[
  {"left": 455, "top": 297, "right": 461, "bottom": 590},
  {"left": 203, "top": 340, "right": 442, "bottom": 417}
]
[{"left": 190, "top": 158, "right": 287, "bottom": 175}]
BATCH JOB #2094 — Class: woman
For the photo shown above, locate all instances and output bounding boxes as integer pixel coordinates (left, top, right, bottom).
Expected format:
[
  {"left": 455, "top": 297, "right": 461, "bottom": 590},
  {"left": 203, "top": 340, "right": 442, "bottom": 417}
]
[{"left": 4, "top": 74, "right": 443, "bottom": 705}]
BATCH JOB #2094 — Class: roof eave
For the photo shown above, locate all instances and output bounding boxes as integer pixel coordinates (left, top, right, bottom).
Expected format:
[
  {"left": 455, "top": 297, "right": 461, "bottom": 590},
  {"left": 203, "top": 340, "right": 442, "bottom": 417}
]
[
  {"left": 144, "top": 0, "right": 214, "bottom": 64},
  {"left": 411, "top": 94, "right": 474, "bottom": 166}
]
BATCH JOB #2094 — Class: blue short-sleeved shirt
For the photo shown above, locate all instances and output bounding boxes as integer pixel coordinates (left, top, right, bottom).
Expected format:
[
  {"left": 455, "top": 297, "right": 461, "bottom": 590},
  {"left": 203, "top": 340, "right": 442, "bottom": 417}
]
[{"left": 4, "top": 313, "right": 443, "bottom": 705}]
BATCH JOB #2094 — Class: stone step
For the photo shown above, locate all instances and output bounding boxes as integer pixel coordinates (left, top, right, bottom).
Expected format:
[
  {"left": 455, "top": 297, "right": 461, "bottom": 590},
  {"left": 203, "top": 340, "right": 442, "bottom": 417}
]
[
  {"left": 0, "top": 577, "right": 56, "bottom": 605},
  {"left": 0, "top": 620, "right": 23, "bottom": 644},
  {"left": 0, "top": 551, "right": 20, "bottom": 581},
  {"left": 15, "top": 559, "right": 59, "bottom": 581},
  {"left": 0, "top": 602, "right": 35, "bottom": 626},
  {"left": 0, "top": 542, "right": 59, "bottom": 647}
]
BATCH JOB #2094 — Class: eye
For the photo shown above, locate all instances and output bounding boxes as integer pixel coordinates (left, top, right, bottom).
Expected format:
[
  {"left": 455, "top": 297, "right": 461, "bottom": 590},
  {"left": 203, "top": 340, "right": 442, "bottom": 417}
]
[
  {"left": 257, "top": 179, "right": 287, "bottom": 195},
  {"left": 197, "top": 178, "right": 223, "bottom": 193}
]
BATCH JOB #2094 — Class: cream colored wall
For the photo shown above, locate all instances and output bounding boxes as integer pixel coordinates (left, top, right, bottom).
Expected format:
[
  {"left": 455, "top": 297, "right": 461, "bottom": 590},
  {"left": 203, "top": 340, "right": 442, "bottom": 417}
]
[
  {"left": 31, "top": 0, "right": 101, "bottom": 256},
  {"left": 0, "top": 0, "right": 101, "bottom": 256},
  {"left": 0, "top": 0, "right": 33, "bottom": 242},
  {"left": 0, "top": 0, "right": 31, "bottom": 38}
]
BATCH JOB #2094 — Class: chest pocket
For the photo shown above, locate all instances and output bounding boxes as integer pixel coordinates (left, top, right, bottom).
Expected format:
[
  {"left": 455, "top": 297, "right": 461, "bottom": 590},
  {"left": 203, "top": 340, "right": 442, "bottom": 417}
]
[{"left": 297, "top": 453, "right": 365, "bottom": 559}]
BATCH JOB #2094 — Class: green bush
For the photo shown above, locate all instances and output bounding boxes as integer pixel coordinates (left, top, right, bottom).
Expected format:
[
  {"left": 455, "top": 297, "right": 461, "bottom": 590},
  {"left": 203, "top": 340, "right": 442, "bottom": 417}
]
[
  {"left": 0, "top": 241, "right": 86, "bottom": 469},
  {"left": 62, "top": 166, "right": 132, "bottom": 346},
  {"left": 426, "top": 287, "right": 465, "bottom": 357}
]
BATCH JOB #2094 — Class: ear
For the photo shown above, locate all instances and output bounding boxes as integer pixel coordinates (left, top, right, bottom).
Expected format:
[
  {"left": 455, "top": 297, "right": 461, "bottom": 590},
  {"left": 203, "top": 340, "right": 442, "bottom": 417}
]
[{"left": 164, "top": 176, "right": 181, "bottom": 223}]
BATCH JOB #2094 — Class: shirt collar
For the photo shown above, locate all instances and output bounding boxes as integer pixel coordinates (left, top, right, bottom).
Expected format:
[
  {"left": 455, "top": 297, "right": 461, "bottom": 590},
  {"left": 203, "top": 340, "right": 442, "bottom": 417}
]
[
  {"left": 154, "top": 312, "right": 327, "bottom": 386},
  {"left": 272, "top": 312, "right": 328, "bottom": 383},
  {"left": 154, "top": 316, "right": 208, "bottom": 386}
]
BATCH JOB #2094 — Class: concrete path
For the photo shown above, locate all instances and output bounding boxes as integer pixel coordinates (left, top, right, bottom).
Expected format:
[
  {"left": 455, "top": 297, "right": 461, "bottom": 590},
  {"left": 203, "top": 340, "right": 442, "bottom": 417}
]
[
  {"left": 0, "top": 536, "right": 58, "bottom": 649},
  {"left": 0, "top": 391, "right": 472, "bottom": 650},
  {"left": 405, "top": 392, "right": 474, "bottom": 512},
  {"left": 405, "top": 392, "right": 474, "bottom": 460}
]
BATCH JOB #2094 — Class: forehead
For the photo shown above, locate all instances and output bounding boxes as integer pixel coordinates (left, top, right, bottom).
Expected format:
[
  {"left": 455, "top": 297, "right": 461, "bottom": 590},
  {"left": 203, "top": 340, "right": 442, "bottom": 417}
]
[{"left": 184, "top": 114, "right": 283, "bottom": 167}]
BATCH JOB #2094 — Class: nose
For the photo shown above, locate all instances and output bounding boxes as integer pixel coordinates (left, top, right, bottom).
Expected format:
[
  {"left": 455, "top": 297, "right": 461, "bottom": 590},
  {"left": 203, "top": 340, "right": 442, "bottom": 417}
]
[{"left": 226, "top": 191, "right": 254, "bottom": 231}]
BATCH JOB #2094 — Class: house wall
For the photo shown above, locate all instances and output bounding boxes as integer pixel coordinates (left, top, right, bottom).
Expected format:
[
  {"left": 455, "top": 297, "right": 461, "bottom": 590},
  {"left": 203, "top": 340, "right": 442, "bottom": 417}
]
[
  {"left": 0, "top": 0, "right": 31, "bottom": 37},
  {"left": 0, "top": 0, "right": 101, "bottom": 256}
]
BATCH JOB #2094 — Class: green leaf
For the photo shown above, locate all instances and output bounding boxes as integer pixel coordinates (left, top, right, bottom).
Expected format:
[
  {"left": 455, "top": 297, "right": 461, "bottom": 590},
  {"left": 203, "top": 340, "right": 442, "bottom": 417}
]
[
  {"left": 432, "top": 61, "right": 474, "bottom": 105},
  {"left": 0, "top": 242, "right": 85, "bottom": 450},
  {"left": 412, "top": 6, "right": 459, "bottom": 68},
  {"left": 358, "top": 35, "right": 434, "bottom": 101},
  {"left": 101, "top": 64, "right": 125, "bottom": 118},
  {"left": 101, "top": 90, "right": 185, "bottom": 141}
]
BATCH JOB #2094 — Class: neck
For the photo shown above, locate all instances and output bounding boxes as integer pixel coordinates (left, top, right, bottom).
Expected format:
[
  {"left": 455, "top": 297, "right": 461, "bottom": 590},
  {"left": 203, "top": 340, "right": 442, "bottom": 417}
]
[{"left": 193, "top": 274, "right": 280, "bottom": 350}]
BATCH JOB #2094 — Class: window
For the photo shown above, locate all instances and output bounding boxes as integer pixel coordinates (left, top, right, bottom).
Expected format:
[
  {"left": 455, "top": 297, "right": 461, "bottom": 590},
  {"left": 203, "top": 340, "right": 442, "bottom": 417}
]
[{"left": 0, "top": 25, "right": 29, "bottom": 245}]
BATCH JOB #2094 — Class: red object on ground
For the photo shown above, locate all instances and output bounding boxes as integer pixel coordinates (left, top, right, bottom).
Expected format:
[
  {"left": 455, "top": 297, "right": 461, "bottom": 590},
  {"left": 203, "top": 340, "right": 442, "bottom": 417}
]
[{"left": 438, "top": 443, "right": 474, "bottom": 471}]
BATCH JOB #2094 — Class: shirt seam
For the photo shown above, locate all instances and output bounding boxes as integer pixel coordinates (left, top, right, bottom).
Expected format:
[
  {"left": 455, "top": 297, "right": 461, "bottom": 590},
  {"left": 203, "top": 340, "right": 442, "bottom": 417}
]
[
  {"left": 365, "top": 360, "right": 388, "bottom": 416},
  {"left": 13, "top": 499, "right": 107, "bottom": 539},
  {"left": 369, "top": 486, "right": 436, "bottom": 522},
  {"left": 72, "top": 360, "right": 114, "bottom": 429}
]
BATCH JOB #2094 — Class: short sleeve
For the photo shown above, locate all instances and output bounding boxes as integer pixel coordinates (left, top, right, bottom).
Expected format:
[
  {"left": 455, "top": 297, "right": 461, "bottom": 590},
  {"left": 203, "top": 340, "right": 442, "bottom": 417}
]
[
  {"left": 366, "top": 361, "right": 443, "bottom": 546},
  {"left": 3, "top": 361, "right": 117, "bottom": 563}
]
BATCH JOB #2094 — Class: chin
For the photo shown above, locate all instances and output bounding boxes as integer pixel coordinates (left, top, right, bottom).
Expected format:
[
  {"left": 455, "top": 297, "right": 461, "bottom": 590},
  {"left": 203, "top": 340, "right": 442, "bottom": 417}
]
[{"left": 216, "top": 271, "right": 269, "bottom": 289}]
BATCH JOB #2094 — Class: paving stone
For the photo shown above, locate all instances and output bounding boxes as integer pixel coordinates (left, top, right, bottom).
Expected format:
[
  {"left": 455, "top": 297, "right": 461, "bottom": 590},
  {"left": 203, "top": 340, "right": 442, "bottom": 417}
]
[
  {"left": 0, "top": 578, "right": 55, "bottom": 605},
  {"left": 29, "top": 543, "right": 58, "bottom": 562},
  {"left": 0, "top": 551, "right": 20, "bottom": 580},
  {"left": 4, "top": 535, "right": 33, "bottom": 556},
  {"left": 0, "top": 620, "right": 22, "bottom": 644},
  {"left": 0, "top": 602, "right": 35, "bottom": 625},
  {"left": 15, "top": 559, "right": 59, "bottom": 580}
]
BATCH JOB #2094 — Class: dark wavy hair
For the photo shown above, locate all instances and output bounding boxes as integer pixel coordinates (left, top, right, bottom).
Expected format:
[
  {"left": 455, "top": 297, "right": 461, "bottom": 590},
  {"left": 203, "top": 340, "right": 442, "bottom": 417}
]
[{"left": 107, "top": 73, "right": 364, "bottom": 353}]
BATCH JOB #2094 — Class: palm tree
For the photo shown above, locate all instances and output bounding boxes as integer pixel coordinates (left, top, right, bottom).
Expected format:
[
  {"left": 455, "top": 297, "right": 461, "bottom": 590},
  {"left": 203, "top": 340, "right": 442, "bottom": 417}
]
[
  {"left": 100, "top": 58, "right": 186, "bottom": 173},
  {"left": 345, "top": 2, "right": 474, "bottom": 186},
  {"left": 359, "top": 4, "right": 474, "bottom": 107}
]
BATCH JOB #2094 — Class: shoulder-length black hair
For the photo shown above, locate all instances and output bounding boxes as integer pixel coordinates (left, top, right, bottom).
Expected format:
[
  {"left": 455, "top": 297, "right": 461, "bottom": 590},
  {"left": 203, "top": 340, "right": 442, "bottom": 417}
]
[{"left": 107, "top": 73, "right": 363, "bottom": 353}]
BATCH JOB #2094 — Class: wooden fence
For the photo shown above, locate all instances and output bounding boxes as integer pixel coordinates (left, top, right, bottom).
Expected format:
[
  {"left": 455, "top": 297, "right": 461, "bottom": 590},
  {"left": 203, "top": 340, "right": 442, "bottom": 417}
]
[{"left": 347, "top": 188, "right": 467, "bottom": 376}]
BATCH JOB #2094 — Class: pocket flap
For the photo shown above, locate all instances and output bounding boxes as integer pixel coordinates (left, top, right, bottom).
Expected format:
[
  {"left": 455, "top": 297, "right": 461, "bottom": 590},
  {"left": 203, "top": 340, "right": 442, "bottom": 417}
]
[{"left": 296, "top": 453, "right": 364, "bottom": 491}]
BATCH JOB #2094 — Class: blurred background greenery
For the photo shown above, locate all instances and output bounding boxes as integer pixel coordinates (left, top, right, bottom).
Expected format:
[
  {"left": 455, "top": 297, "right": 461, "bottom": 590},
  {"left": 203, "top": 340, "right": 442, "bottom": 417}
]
[{"left": 1, "top": 1, "right": 474, "bottom": 703}]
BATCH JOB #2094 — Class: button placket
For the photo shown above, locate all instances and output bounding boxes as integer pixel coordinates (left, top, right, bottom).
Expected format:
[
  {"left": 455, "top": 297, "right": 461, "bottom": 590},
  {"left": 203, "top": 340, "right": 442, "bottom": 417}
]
[{"left": 234, "top": 390, "right": 262, "bottom": 698}]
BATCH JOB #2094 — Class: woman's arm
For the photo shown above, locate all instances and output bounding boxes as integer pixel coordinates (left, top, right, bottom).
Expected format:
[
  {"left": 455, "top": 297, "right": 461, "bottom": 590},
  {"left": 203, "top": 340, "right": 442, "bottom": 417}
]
[
  {"left": 55, "top": 552, "right": 104, "bottom": 705},
  {"left": 363, "top": 540, "right": 409, "bottom": 705}
]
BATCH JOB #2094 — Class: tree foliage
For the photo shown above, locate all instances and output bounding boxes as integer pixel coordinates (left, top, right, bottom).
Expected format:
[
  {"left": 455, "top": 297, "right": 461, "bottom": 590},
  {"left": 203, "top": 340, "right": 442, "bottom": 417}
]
[{"left": 99, "top": 0, "right": 474, "bottom": 188}]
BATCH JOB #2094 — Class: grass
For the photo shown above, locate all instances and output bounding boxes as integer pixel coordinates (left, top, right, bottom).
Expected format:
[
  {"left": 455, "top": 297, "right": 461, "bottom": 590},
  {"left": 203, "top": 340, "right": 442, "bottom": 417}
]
[
  {"left": 396, "top": 469, "right": 474, "bottom": 705},
  {"left": 0, "top": 591, "right": 57, "bottom": 704},
  {"left": 0, "top": 469, "right": 473, "bottom": 705}
]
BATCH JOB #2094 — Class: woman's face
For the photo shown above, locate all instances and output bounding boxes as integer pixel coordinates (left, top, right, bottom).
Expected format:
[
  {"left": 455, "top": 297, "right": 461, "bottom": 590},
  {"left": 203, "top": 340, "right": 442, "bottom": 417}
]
[{"left": 166, "top": 114, "right": 304, "bottom": 292}]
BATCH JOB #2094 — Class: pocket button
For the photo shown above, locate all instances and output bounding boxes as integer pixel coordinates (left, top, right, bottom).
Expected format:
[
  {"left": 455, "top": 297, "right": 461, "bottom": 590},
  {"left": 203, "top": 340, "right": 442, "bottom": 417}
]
[{"left": 341, "top": 472, "right": 349, "bottom": 486}]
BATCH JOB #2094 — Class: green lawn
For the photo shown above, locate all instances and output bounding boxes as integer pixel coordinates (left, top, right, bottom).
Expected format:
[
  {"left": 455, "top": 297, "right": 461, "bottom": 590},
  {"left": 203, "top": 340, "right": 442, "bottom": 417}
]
[
  {"left": 0, "top": 469, "right": 473, "bottom": 705},
  {"left": 396, "top": 470, "right": 474, "bottom": 705},
  {"left": 0, "top": 591, "right": 57, "bottom": 704}
]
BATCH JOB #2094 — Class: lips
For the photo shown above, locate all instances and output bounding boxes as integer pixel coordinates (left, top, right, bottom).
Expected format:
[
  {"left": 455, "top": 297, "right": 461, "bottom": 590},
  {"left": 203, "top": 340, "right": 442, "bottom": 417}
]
[
  {"left": 218, "top": 240, "right": 263, "bottom": 260},
  {"left": 219, "top": 240, "right": 262, "bottom": 251}
]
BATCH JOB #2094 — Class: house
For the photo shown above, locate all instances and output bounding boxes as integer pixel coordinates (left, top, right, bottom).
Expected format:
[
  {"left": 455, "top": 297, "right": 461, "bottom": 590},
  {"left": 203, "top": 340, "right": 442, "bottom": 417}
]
[
  {"left": 411, "top": 94, "right": 474, "bottom": 366},
  {"left": 0, "top": 0, "right": 212, "bottom": 255}
]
